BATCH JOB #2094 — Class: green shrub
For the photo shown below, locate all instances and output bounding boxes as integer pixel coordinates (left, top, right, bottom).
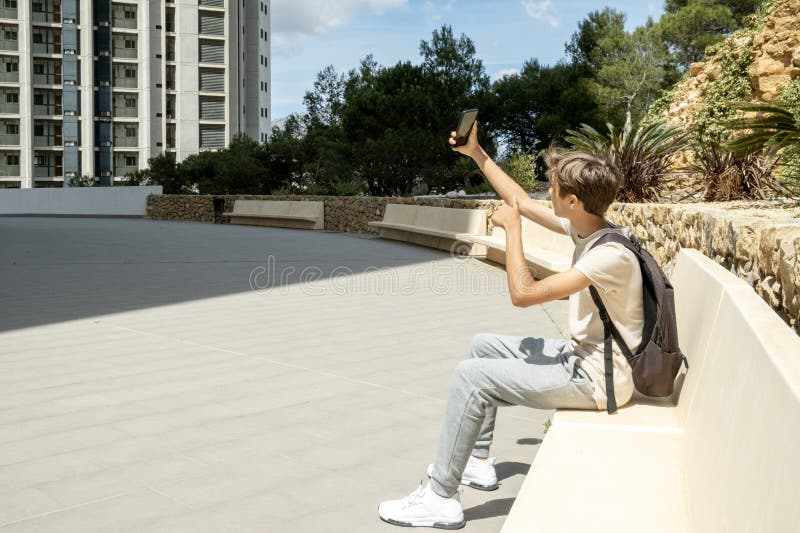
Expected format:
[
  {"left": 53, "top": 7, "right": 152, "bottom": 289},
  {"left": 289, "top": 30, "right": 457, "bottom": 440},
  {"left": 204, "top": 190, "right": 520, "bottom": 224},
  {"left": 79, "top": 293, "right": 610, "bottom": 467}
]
[
  {"left": 331, "top": 179, "right": 367, "bottom": 196},
  {"left": 565, "top": 120, "right": 689, "bottom": 202},
  {"left": 691, "top": 32, "right": 754, "bottom": 148},
  {"left": 688, "top": 143, "right": 783, "bottom": 200},
  {"left": 499, "top": 153, "right": 538, "bottom": 192}
]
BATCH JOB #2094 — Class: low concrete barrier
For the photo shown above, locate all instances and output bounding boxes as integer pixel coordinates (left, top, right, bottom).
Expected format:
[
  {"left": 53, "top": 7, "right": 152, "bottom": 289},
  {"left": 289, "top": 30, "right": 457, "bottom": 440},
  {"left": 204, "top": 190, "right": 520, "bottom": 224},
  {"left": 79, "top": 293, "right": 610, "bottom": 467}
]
[{"left": 0, "top": 186, "right": 162, "bottom": 217}]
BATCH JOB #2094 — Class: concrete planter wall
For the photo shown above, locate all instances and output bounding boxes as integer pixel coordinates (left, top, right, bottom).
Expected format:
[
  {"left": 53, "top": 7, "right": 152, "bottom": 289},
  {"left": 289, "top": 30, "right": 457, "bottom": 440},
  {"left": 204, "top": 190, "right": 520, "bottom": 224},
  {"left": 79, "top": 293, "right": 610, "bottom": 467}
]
[{"left": 147, "top": 194, "right": 800, "bottom": 333}]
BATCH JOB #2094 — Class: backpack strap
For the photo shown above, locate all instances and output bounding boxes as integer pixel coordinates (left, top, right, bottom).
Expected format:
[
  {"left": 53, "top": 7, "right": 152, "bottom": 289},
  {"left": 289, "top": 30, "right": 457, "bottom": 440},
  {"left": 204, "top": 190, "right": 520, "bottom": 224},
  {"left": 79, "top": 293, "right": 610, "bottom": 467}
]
[
  {"left": 586, "top": 231, "right": 640, "bottom": 415},
  {"left": 588, "top": 286, "right": 634, "bottom": 415}
]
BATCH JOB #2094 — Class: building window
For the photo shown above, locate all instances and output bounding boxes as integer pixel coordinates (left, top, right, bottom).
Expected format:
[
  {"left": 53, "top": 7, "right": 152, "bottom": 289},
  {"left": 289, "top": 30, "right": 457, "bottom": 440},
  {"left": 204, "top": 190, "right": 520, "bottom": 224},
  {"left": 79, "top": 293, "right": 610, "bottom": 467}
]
[
  {"left": 125, "top": 127, "right": 136, "bottom": 137},
  {"left": 124, "top": 8, "right": 136, "bottom": 19},
  {"left": 5, "top": 92, "right": 17, "bottom": 103},
  {"left": 125, "top": 68, "right": 136, "bottom": 78},
  {"left": 34, "top": 125, "right": 44, "bottom": 136},
  {"left": 33, "top": 94, "right": 44, "bottom": 105},
  {"left": 4, "top": 30, "right": 17, "bottom": 41},
  {"left": 6, "top": 61, "right": 18, "bottom": 72},
  {"left": 6, "top": 123, "right": 18, "bottom": 134},
  {"left": 7, "top": 154, "right": 19, "bottom": 165},
  {"left": 124, "top": 39, "right": 136, "bottom": 49},
  {"left": 125, "top": 97, "right": 135, "bottom": 108},
  {"left": 125, "top": 155, "right": 136, "bottom": 166},
  {"left": 32, "top": 2, "right": 43, "bottom": 12},
  {"left": 5, "top": 0, "right": 18, "bottom": 9}
]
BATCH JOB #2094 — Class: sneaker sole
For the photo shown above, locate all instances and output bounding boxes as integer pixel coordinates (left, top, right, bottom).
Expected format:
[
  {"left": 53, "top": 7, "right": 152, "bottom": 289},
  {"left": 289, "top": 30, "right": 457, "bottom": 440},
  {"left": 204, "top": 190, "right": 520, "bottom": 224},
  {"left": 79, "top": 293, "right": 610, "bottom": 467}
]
[
  {"left": 427, "top": 465, "right": 499, "bottom": 492},
  {"left": 463, "top": 479, "right": 499, "bottom": 491},
  {"left": 379, "top": 515, "right": 466, "bottom": 530}
]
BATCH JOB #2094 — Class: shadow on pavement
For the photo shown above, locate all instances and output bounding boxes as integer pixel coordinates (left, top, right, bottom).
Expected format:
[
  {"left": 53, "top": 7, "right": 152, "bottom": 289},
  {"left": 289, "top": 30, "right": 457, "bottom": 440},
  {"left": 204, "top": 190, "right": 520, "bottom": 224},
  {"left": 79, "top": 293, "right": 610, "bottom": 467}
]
[{"left": 0, "top": 217, "right": 465, "bottom": 333}]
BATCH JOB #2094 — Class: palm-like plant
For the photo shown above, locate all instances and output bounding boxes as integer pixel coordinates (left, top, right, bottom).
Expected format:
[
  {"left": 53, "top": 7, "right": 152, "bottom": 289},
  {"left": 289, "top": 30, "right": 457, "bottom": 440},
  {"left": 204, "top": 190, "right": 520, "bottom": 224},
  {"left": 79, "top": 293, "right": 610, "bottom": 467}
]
[
  {"left": 564, "top": 120, "right": 689, "bottom": 202},
  {"left": 726, "top": 101, "right": 800, "bottom": 156},
  {"left": 686, "top": 143, "right": 784, "bottom": 201},
  {"left": 724, "top": 101, "right": 800, "bottom": 198}
]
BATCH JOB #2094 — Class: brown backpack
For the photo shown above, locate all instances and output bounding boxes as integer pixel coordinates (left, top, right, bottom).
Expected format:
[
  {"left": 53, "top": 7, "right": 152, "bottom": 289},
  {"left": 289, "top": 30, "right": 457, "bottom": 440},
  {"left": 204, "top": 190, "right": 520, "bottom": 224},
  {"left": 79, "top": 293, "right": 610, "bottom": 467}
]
[{"left": 587, "top": 232, "right": 689, "bottom": 414}]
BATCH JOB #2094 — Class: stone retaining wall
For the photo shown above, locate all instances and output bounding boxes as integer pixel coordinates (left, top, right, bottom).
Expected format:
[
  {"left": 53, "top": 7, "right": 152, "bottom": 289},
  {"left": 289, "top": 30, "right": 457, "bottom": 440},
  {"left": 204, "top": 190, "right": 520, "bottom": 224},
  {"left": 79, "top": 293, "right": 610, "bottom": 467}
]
[{"left": 147, "top": 194, "right": 800, "bottom": 332}]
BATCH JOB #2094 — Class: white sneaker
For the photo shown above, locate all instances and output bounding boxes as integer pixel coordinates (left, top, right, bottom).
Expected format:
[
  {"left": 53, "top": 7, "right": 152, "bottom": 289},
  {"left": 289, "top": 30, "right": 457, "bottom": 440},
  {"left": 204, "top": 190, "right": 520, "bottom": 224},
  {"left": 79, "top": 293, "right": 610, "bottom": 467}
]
[
  {"left": 378, "top": 481, "right": 465, "bottom": 529},
  {"left": 427, "top": 456, "right": 499, "bottom": 491}
]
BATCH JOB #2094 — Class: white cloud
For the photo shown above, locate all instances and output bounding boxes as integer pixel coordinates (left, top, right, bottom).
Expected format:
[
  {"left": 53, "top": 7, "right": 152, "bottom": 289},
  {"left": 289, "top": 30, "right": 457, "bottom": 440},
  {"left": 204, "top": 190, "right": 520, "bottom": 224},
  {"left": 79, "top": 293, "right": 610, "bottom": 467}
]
[
  {"left": 423, "top": 0, "right": 455, "bottom": 25},
  {"left": 271, "top": 0, "right": 408, "bottom": 57},
  {"left": 492, "top": 68, "right": 519, "bottom": 81},
  {"left": 520, "top": 0, "right": 559, "bottom": 28}
]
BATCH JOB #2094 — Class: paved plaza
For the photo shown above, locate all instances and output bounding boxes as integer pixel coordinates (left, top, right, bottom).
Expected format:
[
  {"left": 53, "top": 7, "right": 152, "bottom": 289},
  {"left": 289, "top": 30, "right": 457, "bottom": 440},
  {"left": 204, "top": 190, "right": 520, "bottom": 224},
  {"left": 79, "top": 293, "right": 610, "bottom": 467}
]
[{"left": 0, "top": 217, "right": 569, "bottom": 532}]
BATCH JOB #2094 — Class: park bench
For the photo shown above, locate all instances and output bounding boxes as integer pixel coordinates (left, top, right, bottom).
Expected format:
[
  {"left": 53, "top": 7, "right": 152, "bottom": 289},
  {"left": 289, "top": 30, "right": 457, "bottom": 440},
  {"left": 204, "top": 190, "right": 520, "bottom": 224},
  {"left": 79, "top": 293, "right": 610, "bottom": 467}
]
[
  {"left": 368, "top": 204, "right": 487, "bottom": 256},
  {"left": 501, "top": 248, "right": 800, "bottom": 533},
  {"left": 467, "top": 217, "right": 574, "bottom": 278},
  {"left": 223, "top": 199, "right": 324, "bottom": 230}
]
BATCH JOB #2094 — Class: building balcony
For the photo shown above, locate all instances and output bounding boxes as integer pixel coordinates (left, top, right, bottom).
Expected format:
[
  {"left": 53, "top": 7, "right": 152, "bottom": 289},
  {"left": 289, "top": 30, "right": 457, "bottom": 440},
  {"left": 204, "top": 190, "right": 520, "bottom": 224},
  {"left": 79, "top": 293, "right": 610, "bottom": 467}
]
[
  {"left": 0, "top": 102, "right": 18, "bottom": 114},
  {"left": 111, "top": 18, "right": 137, "bottom": 30},
  {"left": 33, "top": 135, "right": 62, "bottom": 147},
  {"left": 114, "top": 164, "right": 138, "bottom": 177},
  {"left": 112, "top": 47, "right": 137, "bottom": 60},
  {"left": 0, "top": 39, "right": 18, "bottom": 52},
  {"left": 33, "top": 167, "right": 59, "bottom": 178},
  {"left": 113, "top": 136, "right": 137, "bottom": 148},
  {"left": 32, "top": 43, "right": 61, "bottom": 55},
  {"left": 113, "top": 106, "right": 137, "bottom": 118},
  {"left": 113, "top": 77, "right": 137, "bottom": 89},
  {"left": 0, "top": 7, "right": 18, "bottom": 20},
  {"left": 33, "top": 72, "right": 62, "bottom": 86},
  {"left": 0, "top": 71, "right": 19, "bottom": 84},
  {"left": 0, "top": 134, "right": 18, "bottom": 145},
  {"left": 31, "top": 10, "right": 60, "bottom": 24},
  {"left": 33, "top": 105, "right": 62, "bottom": 116},
  {"left": 0, "top": 165, "right": 19, "bottom": 176}
]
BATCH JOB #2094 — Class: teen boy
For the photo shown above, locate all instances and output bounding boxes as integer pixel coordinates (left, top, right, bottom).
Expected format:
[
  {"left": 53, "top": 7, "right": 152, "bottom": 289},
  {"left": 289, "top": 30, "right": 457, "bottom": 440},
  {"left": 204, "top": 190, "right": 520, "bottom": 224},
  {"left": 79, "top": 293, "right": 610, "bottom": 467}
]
[{"left": 378, "top": 124, "right": 644, "bottom": 529}]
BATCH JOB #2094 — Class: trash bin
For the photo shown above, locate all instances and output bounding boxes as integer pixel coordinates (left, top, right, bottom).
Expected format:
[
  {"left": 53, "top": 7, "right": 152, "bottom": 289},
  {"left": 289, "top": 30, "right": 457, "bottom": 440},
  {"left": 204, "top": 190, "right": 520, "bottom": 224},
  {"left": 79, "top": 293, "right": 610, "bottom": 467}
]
[{"left": 213, "top": 197, "right": 225, "bottom": 224}]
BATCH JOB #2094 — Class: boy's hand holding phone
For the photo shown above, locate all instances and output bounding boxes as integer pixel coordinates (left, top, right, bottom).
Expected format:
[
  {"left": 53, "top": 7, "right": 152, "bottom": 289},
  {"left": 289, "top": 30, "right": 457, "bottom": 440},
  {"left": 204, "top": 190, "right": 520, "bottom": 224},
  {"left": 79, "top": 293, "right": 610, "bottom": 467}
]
[{"left": 449, "top": 109, "right": 480, "bottom": 157}]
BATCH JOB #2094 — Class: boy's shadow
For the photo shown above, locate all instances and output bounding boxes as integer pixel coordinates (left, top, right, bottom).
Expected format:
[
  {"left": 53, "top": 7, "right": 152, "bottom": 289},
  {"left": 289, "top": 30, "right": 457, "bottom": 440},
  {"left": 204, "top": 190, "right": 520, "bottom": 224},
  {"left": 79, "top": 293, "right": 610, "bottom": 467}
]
[
  {"left": 464, "top": 497, "right": 516, "bottom": 521},
  {"left": 462, "top": 460, "right": 531, "bottom": 520},
  {"left": 495, "top": 460, "right": 530, "bottom": 481}
]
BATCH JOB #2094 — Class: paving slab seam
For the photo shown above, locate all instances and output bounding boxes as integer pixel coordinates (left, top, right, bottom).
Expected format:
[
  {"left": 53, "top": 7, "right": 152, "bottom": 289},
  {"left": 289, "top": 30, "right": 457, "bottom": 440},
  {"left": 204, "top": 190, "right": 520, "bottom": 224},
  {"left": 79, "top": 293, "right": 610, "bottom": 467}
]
[{"left": 0, "top": 493, "right": 128, "bottom": 529}]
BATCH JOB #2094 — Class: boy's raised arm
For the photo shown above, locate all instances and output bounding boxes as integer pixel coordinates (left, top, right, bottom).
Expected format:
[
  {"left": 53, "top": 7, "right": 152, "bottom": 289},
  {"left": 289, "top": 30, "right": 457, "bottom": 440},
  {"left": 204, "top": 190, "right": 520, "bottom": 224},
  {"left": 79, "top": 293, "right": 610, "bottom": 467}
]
[{"left": 449, "top": 124, "right": 567, "bottom": 235}]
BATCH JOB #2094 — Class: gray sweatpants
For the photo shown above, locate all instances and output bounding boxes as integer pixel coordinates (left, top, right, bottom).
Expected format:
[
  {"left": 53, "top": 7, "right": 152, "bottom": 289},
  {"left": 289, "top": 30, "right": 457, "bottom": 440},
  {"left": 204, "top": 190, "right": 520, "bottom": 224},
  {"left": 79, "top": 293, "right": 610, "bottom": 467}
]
[{"left": 429, "top": 333, "right": 598, "bottom": 497}]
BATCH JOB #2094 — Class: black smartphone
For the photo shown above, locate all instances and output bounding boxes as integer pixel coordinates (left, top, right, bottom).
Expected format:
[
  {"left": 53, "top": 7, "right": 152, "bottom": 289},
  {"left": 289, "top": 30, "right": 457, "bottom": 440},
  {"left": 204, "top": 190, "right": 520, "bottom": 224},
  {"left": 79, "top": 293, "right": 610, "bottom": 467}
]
[{"left": 454, "top": 109, "right": 478, "bottom": 147}]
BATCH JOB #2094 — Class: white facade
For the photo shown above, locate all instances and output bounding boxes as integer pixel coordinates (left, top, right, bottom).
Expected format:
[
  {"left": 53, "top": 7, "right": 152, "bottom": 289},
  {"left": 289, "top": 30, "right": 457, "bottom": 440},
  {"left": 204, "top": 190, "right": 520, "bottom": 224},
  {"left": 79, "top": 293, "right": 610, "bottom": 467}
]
[{"left": 0, "top": 0, "right": 271, "bottom": 188}]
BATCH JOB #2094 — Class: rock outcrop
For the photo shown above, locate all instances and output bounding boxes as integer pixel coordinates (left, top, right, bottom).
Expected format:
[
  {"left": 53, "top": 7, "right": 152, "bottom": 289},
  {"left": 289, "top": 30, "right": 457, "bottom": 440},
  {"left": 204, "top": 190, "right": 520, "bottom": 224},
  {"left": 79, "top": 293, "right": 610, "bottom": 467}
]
[{"left": 665, "top": 0, "right": 800, "bottom": 128}]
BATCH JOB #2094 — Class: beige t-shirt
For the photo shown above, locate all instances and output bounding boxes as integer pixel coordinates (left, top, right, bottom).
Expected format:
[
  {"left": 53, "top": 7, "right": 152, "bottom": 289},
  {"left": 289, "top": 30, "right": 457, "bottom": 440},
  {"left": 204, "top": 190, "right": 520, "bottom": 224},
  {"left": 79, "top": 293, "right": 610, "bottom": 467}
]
[{"left": 560, "top": 218, "right": 643, "bottom": 410}]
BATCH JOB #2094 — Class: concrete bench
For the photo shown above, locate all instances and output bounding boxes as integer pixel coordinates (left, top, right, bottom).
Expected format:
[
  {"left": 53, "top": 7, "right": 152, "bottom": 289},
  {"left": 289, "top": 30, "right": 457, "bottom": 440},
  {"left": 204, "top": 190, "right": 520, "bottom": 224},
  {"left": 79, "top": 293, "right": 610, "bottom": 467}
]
[
  {"left": 368, "top": 204, "right": 487, "bottom": 256},
  {"left": 501, "top": 248, "right": 800, "bottom": 533},
  {"left": 468, "top": 217, "right": 574, "bottom": 278},
  {"left": 223, "top": 199, "right": 324, "bottom": 230}
]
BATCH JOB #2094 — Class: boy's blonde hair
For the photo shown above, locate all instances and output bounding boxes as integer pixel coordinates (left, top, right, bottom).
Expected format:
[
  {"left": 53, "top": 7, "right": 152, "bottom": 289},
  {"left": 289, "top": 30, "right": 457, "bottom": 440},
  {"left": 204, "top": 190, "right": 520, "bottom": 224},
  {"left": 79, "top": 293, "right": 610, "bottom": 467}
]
[{"left": 544, "top": 147, "right": 621, "bottom": 216}]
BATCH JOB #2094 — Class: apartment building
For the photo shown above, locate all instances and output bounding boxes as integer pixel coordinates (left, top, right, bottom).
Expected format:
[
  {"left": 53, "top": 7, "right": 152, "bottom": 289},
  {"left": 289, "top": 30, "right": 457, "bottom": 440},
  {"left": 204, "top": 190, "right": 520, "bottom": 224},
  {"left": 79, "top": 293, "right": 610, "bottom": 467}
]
[{"left": 0, "top": 0, "right": 271, "bottom": 188}]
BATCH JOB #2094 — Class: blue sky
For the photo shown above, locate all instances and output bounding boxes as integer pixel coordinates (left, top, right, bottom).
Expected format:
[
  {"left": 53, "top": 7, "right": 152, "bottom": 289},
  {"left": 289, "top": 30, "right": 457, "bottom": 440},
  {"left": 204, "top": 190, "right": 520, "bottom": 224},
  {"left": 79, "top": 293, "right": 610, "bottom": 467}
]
[{"left": 270, "top": 1, "right": 665, "bottom": 121}]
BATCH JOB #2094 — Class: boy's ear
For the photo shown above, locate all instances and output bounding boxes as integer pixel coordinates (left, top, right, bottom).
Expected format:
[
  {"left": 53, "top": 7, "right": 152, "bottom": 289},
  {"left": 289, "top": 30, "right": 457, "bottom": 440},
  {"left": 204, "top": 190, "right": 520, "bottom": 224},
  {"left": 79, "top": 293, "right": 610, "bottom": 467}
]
[{"left": 568, "top": 194, "right": 580, "bottom": 209}]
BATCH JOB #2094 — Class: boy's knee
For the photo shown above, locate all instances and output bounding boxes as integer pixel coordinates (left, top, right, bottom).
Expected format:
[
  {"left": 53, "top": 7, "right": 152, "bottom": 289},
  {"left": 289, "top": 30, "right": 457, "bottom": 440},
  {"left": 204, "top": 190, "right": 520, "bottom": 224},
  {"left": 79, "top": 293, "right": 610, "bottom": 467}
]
[
  {"left": 470, "top": 333, "right": 497, "bottom": 358},
  {"left": 452, "top": 359, "right": 477, "bottom": 384}
]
